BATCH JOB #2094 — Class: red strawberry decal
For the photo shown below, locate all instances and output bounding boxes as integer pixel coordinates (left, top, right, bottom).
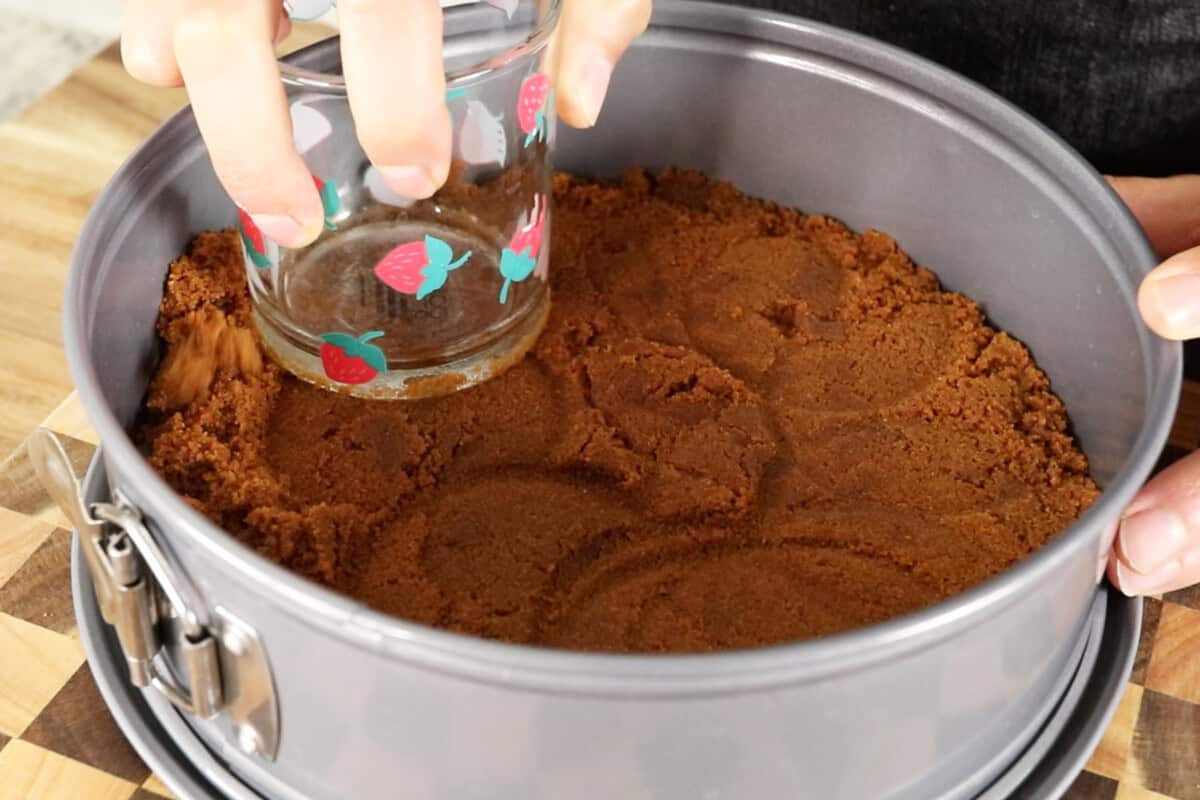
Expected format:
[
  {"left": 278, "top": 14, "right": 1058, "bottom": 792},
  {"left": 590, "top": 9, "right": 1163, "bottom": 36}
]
[
  {"left": 374, "top": 235, "right": 472, "bottom": 300},
  {"left": 312, "top": 175, "right": 341, "bottom": 229},
  {"left": 517, "top": 73, "right": 553, "bottom": 147},
  {"left": 319, "top": 331, "right": 386, "bottom": 385},
  {"left": 498, "top": 194, "right": 548, "bottom": 303},
  {"left": 508, "top": 193, "right": 547, "bottom": 260},
  {"left": 236, "top": 209, "right": 272, "bottom": 269},
  {"left": 235, "top": 179, "right": 334, "bottom": 268}
]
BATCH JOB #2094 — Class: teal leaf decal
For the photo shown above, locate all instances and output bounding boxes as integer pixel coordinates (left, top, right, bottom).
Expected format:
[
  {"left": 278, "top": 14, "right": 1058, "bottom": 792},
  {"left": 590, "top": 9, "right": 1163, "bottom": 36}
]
[
  {"left": 415, "top": 239, "right": 471, "bottom": 301},
  {"left": 355, "top": 334, "right": 388, "bottom": 374},
  {"left": 239, "top": 229, "right": 271, "bottom": 269},
  {"left": 417, "top": 271, "right": 449, "bottom": 301},
  {"left": 424, "top": 235, "right": 454, "bottom": 268},
  {"left": 498, "top": 247, "right": 537, "bottom": 304},
  {"left": 319, "top": 179, "right": 340, "bottom": 219},
  {"left": 320, "top": 332, "right": 358, "bottom": 349}
]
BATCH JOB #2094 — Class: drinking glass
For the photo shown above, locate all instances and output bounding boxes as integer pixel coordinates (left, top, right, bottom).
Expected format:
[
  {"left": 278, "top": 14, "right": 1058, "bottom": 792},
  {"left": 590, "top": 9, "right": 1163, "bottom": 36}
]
[{"left": 239, "top": 0, "right": 559, "bottom": 398}]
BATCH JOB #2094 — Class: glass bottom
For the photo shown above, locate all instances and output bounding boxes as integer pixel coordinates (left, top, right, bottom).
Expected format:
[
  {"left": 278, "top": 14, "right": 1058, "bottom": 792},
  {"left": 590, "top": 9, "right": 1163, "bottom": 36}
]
[
  {"left": 254, "top": 288, "right": 549, "bottom": 400},
  {"left": 249, "top": 207, "right": 551, "bottom": 400}
]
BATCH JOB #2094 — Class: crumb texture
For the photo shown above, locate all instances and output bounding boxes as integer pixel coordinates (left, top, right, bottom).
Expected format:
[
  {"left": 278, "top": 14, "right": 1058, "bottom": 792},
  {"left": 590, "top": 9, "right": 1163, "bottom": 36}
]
[{"left": 138, "top": 169, "right": 1098, "bottom": 653}]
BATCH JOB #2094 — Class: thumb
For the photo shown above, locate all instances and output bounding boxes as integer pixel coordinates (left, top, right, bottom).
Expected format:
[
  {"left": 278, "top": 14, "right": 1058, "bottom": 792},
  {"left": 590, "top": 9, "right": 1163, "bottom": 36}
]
[
  {"left": 550, "top": 0, "right": 652, "bottom": 129},
  {"left": 1109, "top": 449, "right": 1200, "bottom": 596},
  {"left": 1137, "top": 246, "right": 1200, "bottom": 340}
]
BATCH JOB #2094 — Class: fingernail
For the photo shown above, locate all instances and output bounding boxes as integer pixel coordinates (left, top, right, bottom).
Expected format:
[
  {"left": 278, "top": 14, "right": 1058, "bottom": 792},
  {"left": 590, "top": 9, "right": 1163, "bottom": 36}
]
[
  {"left": 1118, "top": 508, "right": 1189, "bottom": 574},
  {"left": 1148, "top": 273, "right": 1200, "bottom": 335},
  {"left": 577, "top": 53, "right": 613, "bottom": 127},
  {"left": 249, "top": 213, "right": 311, "bottom": 248},
  {"left": 376, "top": 165, "right": 438, "bottom": 199},
  {"left": 1113, "top": 557, "right": 1181, "bottom": 597}
]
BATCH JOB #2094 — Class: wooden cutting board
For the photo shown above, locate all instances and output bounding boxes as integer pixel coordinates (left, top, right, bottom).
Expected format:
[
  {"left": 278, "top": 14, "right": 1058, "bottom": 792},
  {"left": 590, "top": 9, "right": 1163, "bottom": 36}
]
[
  {"left": 2, "top": 23, "right": 1200, "bottom": 800},
  {"left": 0, "top": 23, "right": 330, "bottom": 458}
]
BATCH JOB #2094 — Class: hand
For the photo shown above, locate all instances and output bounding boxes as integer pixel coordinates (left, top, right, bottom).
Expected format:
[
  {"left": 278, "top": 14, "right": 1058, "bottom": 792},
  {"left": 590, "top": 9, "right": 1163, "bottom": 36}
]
[
  {"left": 1107, "top": 175, "right": 1200, "bottom": 595},
  {"left": 120, "top": 0, "right": 651, "bottom": 248}
]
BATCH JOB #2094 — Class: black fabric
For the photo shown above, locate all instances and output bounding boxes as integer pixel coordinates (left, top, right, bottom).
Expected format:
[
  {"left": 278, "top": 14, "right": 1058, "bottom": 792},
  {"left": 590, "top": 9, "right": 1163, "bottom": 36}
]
[{"left": 734, "top": 0, "right": 1200, "bottom": 176}]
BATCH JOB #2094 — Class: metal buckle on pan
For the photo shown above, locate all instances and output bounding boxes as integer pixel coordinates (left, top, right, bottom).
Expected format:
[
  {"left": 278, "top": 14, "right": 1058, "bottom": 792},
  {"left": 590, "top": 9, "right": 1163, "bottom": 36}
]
[
  {"left": 27, "top": 428, "right": 281, "bottom": 761},
  {"left": 90, "top": 497, "right": 223, "bottom": 717}
]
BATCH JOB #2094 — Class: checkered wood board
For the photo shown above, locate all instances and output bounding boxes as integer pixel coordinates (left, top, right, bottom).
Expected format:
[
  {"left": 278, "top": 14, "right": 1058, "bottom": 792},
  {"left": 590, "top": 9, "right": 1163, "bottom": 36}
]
[{"left": 3, "top": 373, "right": 1200, "bottom": 800}]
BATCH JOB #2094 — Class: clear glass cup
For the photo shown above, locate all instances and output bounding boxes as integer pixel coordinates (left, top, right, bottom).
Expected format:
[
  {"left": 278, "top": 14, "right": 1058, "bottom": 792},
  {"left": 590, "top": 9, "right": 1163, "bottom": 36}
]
[{"left": 239, "top": 0, "right": 559, "bottom": 399}]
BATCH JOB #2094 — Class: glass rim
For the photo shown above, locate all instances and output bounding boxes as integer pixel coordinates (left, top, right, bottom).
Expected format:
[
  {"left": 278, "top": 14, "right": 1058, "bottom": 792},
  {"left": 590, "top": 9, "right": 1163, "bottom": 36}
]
[{"left": 278, "top": 0, "right": 562, "bottom": 92}]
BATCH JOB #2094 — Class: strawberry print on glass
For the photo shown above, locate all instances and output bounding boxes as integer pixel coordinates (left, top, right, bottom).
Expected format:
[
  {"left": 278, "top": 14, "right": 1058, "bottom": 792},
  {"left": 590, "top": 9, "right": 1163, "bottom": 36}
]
[
  {"left": 374, "top": 236, "right": 472, "bottom": 300},
  {"left": 459, "top": 100, "right": 508, "bottom": 167},
  {"left": 319, "top": 331, "right": 386, "bottom": 385},
  {"left": 313, "top": 175, "right": 340, "bottom": 229},
  {"left": 517, "top": 73, "right": 552, "bottom": 147},
  {"left": 290, "top": 101, "right": 333, "bottom": 155},
  {"left": 237, "top": 209, "right": 278, "bottom": 270},
  {"left": 499, "top": 193, "right": 547, "bottom": 303}
]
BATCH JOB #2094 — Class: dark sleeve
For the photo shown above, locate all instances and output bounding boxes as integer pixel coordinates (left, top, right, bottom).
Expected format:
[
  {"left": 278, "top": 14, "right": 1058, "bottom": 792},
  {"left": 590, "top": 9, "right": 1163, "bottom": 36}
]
[{"left": 732, "top": 0, "right": 1200, "bottom": 176}]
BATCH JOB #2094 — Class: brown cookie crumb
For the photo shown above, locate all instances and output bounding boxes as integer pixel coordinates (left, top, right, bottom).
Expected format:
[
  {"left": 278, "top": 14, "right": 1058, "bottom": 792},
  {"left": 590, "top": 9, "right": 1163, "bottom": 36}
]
[{"left": 136, "top": 169, "right": 1099, "bottom": 653}]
